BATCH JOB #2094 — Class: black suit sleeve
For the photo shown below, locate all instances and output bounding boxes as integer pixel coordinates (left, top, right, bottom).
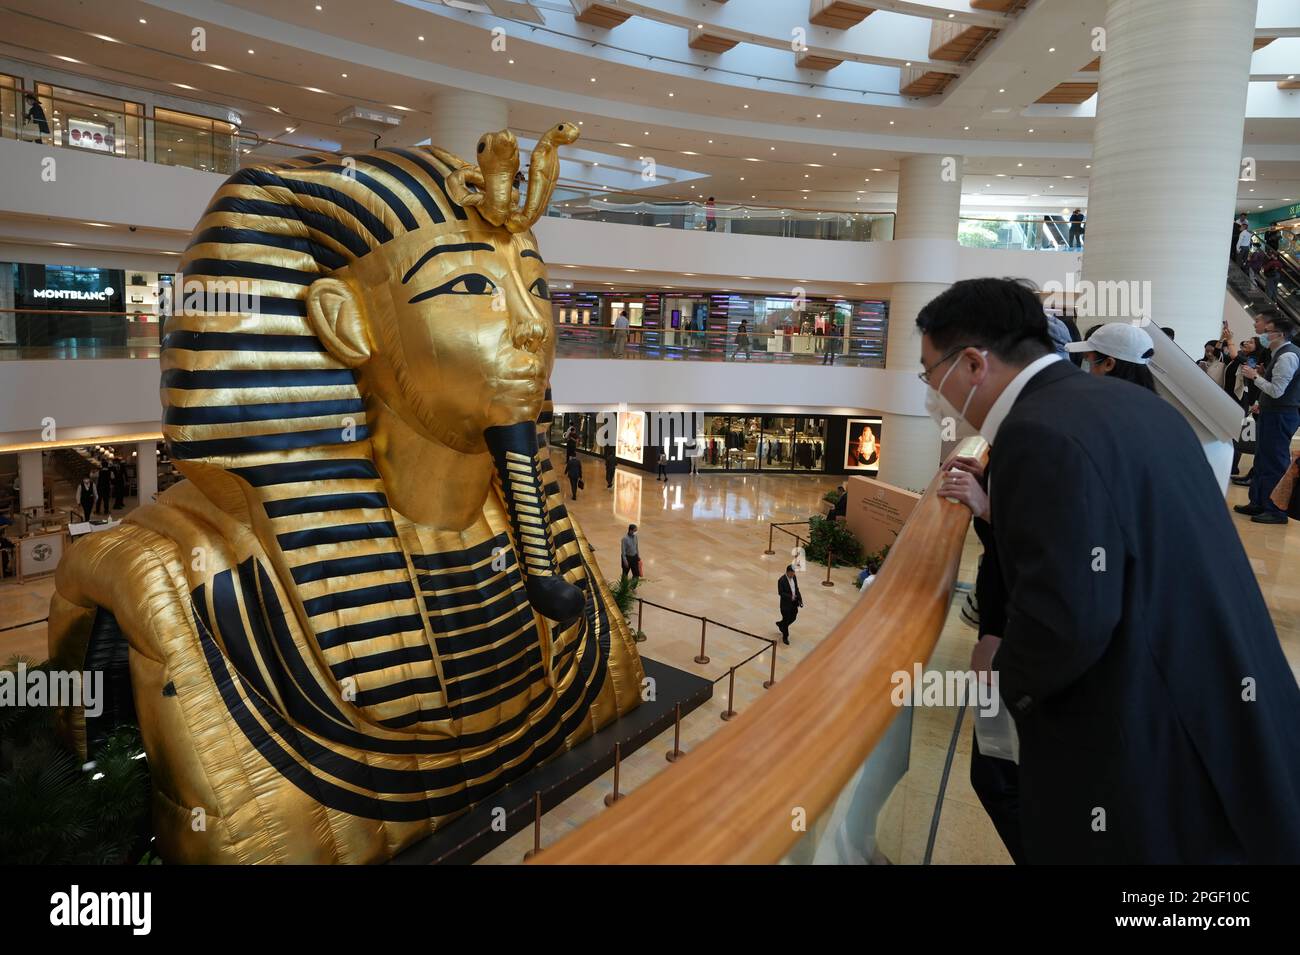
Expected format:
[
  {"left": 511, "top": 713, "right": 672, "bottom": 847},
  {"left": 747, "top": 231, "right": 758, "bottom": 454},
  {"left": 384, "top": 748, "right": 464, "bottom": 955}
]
[{"left": 990, "top": 421, "right": 1127, "bottom": 716}]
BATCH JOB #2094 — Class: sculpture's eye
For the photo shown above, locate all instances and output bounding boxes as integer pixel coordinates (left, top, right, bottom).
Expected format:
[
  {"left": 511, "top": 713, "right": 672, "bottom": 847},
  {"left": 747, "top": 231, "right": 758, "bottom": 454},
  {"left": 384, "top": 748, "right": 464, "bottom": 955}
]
[
  {"left": 408, "top": 273, "right": 497, "bottom": 304},
  {"left": 528, "top": 277, "right": 550, "bottom": 300}
]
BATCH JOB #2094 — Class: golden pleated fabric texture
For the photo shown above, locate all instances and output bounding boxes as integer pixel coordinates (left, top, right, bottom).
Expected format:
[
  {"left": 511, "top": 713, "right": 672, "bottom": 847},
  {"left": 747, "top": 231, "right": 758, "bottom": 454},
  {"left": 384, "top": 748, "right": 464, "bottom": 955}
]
[{"left": 48, "top": 134, "right": 644, "bottom": 864}]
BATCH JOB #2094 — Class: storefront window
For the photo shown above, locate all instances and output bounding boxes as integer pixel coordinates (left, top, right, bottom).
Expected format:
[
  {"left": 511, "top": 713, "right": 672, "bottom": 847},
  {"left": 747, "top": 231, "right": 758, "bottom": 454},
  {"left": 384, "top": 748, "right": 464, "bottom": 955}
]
[
  {"left": 757, "top": 417, "right": 827, "bottom": 472},
  {"left": 35, "top": 83, "right": 144, "bottom": 159},
  {"left": 154, "top": 107, "right": 238, "bottom": 175},
  {"left": 1, "top": 74, "right": 20, "bottom": 140}
]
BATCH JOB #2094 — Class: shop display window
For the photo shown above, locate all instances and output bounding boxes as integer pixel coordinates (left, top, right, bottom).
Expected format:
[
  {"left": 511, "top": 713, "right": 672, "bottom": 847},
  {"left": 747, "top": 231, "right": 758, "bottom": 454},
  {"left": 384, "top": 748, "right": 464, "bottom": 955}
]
[
  {"left": 154, "top": 107, "right": 238, "bottom": 175},
  {"left": 34, "top": 83, "right": 144, "bottom": 160}
]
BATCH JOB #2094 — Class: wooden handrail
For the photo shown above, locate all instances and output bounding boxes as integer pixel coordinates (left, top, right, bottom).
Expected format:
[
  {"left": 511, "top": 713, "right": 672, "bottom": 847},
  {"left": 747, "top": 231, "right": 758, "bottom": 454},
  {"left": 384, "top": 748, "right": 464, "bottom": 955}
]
[{"left": 532, "top": 435, "right": 988, "bottom": 864}]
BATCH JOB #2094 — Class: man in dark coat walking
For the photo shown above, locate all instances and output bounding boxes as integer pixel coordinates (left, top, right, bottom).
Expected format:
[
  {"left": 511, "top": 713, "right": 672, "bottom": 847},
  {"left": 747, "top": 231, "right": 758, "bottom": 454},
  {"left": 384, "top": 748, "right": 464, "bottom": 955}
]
[
  {"left": 776, "top": 565, "right": 802, "bottom": 646},
  {"left": 917, "top": 277, "right": 1300, "bottom": 864}
]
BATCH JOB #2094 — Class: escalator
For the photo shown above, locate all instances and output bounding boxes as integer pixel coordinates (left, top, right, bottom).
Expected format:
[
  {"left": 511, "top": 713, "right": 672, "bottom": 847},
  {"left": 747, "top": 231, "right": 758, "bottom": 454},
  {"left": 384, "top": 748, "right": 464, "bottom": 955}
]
[{"left": 1226, "top": 249, "right": 1300, "bottom": 325}]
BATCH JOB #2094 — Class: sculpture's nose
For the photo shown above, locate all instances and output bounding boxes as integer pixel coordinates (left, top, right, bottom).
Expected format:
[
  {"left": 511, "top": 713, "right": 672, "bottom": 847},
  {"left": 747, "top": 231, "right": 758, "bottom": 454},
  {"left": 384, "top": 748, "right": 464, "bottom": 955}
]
[{"left": 511, "top": 296, "right": 550, "bottom": 354}]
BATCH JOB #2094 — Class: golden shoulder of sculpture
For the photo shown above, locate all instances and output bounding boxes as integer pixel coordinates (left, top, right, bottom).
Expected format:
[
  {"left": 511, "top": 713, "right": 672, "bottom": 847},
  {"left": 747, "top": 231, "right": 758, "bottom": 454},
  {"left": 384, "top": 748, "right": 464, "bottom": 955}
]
[{"left": 48, "top": 126, "right": 645, "bottom": 864}]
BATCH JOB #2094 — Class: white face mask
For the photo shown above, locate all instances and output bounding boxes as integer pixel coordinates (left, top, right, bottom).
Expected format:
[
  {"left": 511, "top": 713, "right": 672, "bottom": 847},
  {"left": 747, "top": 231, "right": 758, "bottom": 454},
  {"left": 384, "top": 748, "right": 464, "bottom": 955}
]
[
  {"left": 1079, "top": 358, "right": 1092, "bottom": 374},
  {"left": 925, "top": 349, "right": 986, "bottom": 430}
]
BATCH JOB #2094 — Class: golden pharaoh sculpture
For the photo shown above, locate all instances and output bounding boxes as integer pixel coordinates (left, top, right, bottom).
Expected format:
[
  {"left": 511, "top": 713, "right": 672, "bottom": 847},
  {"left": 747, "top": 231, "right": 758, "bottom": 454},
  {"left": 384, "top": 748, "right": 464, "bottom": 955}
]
[{"left": 47, "top": 125, "right": 645, "bottom": 863}]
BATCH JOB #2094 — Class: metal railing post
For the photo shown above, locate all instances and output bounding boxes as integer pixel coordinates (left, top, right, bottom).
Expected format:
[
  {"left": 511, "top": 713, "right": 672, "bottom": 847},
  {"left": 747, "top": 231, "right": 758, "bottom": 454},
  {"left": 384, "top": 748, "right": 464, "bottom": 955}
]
[
  {"left": 665, "top": 702, "right": 686, "bottom": 762},
  {"left": 694, "top": 617, "right": 710, "bottom": 665},
  {"left": 822, "top": 547, "right": 835, "bottom": 587},
  {"left": 522, "top": 791, "right": 543, "bottom": 861},
  {"left": 635, "top": 597, "right": 646, "bottom": 643},
  {"left": 764, "top": 523, "right": 775, "bottom": 556},
  {"left": 721, "top": 666, "right": 738, "bottom": 721},
  {"left": 764, "top": 639, "right": 777, "bottom": 689},
  {"left": 603, "top": 742, "right": 625, "bottom": 806}
]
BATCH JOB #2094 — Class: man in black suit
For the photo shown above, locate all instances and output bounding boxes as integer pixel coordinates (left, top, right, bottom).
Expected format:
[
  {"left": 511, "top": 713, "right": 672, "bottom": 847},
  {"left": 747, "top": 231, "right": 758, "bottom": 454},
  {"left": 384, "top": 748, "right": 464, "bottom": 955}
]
[
  {"left": 776, "top": 565, "right": 802, "bottom": 646},
  {"left": 917, "top": 277, "right": 1300, "bottom": 864}
]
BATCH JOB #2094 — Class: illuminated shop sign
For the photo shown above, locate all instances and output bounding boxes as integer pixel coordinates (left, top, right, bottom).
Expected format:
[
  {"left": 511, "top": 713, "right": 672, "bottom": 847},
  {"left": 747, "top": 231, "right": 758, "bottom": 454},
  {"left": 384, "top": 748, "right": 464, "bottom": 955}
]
[{"left": 31, "top": 287, "right": 116, "bottom": 301}]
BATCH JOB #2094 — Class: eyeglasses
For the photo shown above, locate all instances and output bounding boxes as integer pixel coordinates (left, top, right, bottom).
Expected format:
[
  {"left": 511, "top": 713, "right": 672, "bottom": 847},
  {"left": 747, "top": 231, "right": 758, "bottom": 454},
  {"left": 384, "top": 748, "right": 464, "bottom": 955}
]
[{"left": 917, "top": 344, "right": 977, "bottom": 384}]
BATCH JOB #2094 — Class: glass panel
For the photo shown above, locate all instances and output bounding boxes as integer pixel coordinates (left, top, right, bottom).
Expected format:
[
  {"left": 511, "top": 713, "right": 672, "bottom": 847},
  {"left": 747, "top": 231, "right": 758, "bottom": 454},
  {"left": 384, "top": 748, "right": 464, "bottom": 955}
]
[
  {"left": 37, "top": 83, "right": 144, "bottom": 160},
  {"left": 0, "top": 74, "right": 20, "bottom": 141}
]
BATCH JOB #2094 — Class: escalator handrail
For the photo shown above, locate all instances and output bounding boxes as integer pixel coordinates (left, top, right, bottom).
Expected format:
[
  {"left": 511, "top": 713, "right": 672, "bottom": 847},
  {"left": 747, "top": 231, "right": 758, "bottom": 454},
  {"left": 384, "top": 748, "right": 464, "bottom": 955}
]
[{"left": 531, "top": 436, "right": 988, "bottom": 865}]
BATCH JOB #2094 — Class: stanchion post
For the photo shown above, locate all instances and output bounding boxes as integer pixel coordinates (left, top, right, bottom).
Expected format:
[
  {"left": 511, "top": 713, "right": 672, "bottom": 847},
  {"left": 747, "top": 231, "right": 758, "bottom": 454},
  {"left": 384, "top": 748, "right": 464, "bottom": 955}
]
[
  {"left": 763, "top": 639, "right": 777, "bottom": 689},
  {"left": 665, "top": 702, "right": 686, "bottom": 762},
  {"left": 822, "top": 547, "right": 835, "bottom": 587},
  {"left": 721, "top": 666, "right": 738, "bottom": 721},
  {"left": 522, "top": 790, "right": 543, "bottom": 861},
  {"left": 635, "top": 597, "right": 646, "bottom": 643},
  {"left": 694, "top": 617, "right": 710, "bottom": 665},
  {"left": 603, "top": 742, "right": 625, "bottom": 807},
  {"left": 764, "top": 524, "right": 775, "bottom": 556}
]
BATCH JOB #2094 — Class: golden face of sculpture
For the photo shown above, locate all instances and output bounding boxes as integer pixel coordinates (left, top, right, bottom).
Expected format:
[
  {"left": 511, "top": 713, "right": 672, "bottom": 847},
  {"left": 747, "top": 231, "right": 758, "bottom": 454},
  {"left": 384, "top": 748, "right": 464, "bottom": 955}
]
[{"left": 329, "top": 225, "right": 555, "bottom": 453}]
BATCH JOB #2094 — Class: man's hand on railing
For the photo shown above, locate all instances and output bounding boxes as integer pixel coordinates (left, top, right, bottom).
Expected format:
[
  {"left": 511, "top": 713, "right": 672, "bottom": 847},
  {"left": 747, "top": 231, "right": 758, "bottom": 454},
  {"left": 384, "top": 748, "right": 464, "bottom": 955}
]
[{"left": 939, "top": 456, "right": 990, "bottom": 522}]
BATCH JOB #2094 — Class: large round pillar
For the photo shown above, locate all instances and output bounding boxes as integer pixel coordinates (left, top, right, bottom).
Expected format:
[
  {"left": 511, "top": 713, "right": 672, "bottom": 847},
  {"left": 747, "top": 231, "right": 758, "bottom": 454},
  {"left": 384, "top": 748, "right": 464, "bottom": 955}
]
[
  {"left": 429, "top": 91, "right": 509, "bottom": 164},
  {"left": 1082, "top": 0, "right": 1257, "bottom": 346},
  {"left": 879, "top": 155, "right": 962, "bottom": 493}
]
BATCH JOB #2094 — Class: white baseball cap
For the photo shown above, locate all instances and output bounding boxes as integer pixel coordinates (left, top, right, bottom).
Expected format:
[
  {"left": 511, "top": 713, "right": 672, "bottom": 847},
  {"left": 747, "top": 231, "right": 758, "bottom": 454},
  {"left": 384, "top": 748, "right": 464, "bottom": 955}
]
[{"left": 1065, "top": 322, "right": 1155, "bottom": 364}]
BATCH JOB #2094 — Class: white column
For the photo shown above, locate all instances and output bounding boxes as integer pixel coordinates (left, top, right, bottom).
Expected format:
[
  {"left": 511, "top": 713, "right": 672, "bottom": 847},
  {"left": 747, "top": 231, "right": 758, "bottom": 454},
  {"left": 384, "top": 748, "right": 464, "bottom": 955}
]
[
  {"left": 429, "top": 91, "right": 509, "bottom": 166},
  {"left": 18, "top": 450, "right": 43, "bottom": 511},
  {"left": 136, "top": 441, "right": 158, "bottom": 506},
  {"left": 879, "top": 155, "right": 963, "bottom": 493},
  {"left": 1082, "top": 0, "right": 1258, "bottom": 346}
]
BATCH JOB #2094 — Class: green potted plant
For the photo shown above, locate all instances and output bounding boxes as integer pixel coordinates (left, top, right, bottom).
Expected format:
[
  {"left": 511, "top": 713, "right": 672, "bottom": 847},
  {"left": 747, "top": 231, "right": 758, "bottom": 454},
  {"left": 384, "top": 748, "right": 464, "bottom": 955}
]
[{"left": 805, "top": 514, "right": 864, "bottom": 568}]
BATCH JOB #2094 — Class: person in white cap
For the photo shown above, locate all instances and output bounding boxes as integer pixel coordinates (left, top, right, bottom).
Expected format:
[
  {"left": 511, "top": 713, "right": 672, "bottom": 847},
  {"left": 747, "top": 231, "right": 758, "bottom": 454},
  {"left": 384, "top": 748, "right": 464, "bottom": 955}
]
[{"left": 1064, "top": 322, "right": 1156, "bottom": 392}]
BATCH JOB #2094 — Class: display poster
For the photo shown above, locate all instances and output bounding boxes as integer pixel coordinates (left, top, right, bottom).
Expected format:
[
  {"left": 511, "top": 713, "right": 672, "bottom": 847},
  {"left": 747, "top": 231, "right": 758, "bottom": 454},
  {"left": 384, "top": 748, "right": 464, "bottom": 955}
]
[
  {"left": 68, "top": 117, "right": 114, "bottom": 152},
  {"left": 844, "top": 417, "right": 883, "bottom": 472},
  {"left": 18, "top": 531, "right": 63, "bottom": 580},
  {"left": 844, "top": 476, "right": 919, "bottom": 556},
  {"left": 616, "top": 410, "right": 645, "bottom": 464}
]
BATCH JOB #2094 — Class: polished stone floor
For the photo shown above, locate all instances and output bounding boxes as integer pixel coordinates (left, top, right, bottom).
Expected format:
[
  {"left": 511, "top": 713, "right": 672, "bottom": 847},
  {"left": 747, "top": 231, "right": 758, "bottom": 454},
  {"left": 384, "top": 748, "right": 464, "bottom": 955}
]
[{"left": 2, "top": 450, "right": 1296, "bottom": 866}]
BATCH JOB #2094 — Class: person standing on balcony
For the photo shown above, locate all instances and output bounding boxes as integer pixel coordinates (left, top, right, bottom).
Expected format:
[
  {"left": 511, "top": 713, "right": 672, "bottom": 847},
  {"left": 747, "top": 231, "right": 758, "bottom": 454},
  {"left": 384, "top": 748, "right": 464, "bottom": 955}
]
[
  {"left": 918, "top": 276, "right": 1300, "bottom": 864},
  {"left": 776, "top": 564, "right": 802, "bottom": 646},
  {"left": 612, "top": 310, "right": 629, "bottom": 358},
  {"left": 732, "top": 320, "right": 751, "bottom": 360},
  {"left": 1068, "top": 209, "right": 1085, "bottom": 250},
  {"left": 705, "top": 196, "right": 717, "bottom": 232},
  {"left": 22, "top": 94, "right": 50, "bottom": 144},
  {"left": 821, "top": 319, "right": 840, "bottom": 365}
]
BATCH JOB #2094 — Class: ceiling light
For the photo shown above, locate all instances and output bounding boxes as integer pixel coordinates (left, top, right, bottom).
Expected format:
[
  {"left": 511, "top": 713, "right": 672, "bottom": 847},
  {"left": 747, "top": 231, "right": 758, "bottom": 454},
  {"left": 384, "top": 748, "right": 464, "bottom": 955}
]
[
  {"left": 739, "top": 177, "right": 745, "bottom": 181},
  {"left": 743, "top": 104, "right": 749, "bottom": 108},
  {"left": 668, "top": 92, "right": 674, "bottom": 97},
  {"left": 871, "top": 168, "right": 883, "bottom": 172},
  {"left": 90, "top": 33, "right": 119, "bottom": 43},
  {"left": 172, "top": 83, "right": 197, "bottom": 90},
  {"left": 889, "top": 120, "right": 894, "bottom": 125},
  {"left": 341, "top": 73, "right": 348, "bottom": 78},
  {"left": 681, "top": 150, "right": 698, "bottom": 155},
  {"left": 315, "top": 4, "right": 322, "bottom": 10},
  {"left": 1048, "top": 47, "right": 1056, "bottom": 53},
  {"left": 816, "top": 113, "right": 821, "bottom": 118},
  {"left": 751, "top": 195, "right": 756, "bottom": 199},
  {"left": 208, "top": 63, "right": 232, "bottom": 71},
  {"left": 644, "top": 131, "right": 650, "bottom": 135},
  {"left": 947, "top": 12, "right": 955, "bottom": 17},
  {"left": 138, "top": 18, "right": 147, "bottom": 23},
  {"left": 616, "top": 142, "right": 633, "bottom": 147},
  {"left": 999, "top": 88, "right": 1005, "bottom": 93},
  {"left": 1064, "top": 175, "right": 1074, "bottom": 178},
  {"left": 285, "top": 126, "right": 293, "bottom": 132},
  {"left": 84, "top": 222, "right": 111, "bottom": 228},
  {"left": 831, "top": 152, "right": 837, "bottom": 157},
  {"left": 708, "top": 139, "right": 713, "bottom": 144},
  {"left": 304, "top": 86, "right": 327, "bottom": 93},
  {"left": 508, "top": 58, "right": 514, "bottom": 64},
  {"left": 996, "top": 173, "right": 1006, "bottom": 177},
  {"left": 53, "top": 55, "right": 82, "bottom": 63},
  {"left": 905, "top": 62, "right": 912, "bottom": 67},
  {"left": 1017, "top": 162, "right": 1024, "bottom": 167},
  {"left": 964, "top": 125, "right": 970, "bottom": 130},
  {"left": 1085, "top": 164, "right": 1092, "bottom": 169},
  {"left": 744, "top": 157, "right": 760, "bottom": 162},
  {"left": 1027, "top": 128, "right": 1034, "bottom": 133},
  {"left": 770, "top": 146, "right": 775, "bottom": 150},
  {"left": 590, "top": 77, "right": 596, "bottom": 82},
  {"left": 419, "top": 36, "right": 425, "bottom": 41}
]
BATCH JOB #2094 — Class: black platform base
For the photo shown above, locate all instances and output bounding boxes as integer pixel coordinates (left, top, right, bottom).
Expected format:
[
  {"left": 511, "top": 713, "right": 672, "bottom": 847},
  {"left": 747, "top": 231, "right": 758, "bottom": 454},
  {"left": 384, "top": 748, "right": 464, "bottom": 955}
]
[{"left": 388, "top": 656, "right": 713, "bottom": 865}]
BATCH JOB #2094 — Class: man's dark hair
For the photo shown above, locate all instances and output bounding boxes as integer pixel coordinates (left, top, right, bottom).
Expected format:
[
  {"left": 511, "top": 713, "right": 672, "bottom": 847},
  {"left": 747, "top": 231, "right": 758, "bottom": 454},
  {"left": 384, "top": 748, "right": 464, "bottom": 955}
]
[
  {"left": 786, "top": 565, "right": 796, "bottom": 573},
  {"left": 1161, "top": 327, "right": 1176, "bottom": 340},
  {"left": 915, "top": 278, "right": 1053, "bottom": 365}
]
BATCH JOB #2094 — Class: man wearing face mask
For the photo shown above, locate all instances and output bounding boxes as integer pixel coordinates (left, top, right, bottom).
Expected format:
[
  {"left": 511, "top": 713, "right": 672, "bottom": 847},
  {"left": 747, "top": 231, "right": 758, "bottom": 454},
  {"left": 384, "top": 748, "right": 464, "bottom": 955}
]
[
  {"left": 1235, "top": 310, "right": 1300, "bottom": 525},
  {"left": 918, "top": 277, "right": 1300, "bottom": 864}
]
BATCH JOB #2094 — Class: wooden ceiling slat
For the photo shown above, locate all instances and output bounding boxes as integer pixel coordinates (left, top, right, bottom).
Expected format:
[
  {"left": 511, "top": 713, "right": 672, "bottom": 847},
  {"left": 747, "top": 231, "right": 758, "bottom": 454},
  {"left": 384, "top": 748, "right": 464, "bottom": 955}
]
[
  {"left": 688, "top": 29, "right": 739, "bottom": 54},
  {"left": 1035, "top": 82, "right": 1099, "bottom": 104},
  {"left": 900, "top": 67, "right": 955, "bottom": 97},
  {"left": 573, "top": 1, "right": 633, "bottom": 29},
  {"left": 796, "top": 51, "right": 844, "bottom": 71},
  {"left": 809, "top": 0, "right": 875, "bottom": 30},
  {"left": 929, "top": 20, "right": 999, "bottom": 62}
]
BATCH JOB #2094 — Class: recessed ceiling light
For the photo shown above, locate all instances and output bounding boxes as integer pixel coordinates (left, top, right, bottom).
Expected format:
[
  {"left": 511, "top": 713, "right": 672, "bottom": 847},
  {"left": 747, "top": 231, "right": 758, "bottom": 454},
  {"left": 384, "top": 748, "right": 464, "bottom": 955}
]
[
  {"left": 1018, "top": 162, "right": 1024, "bottom": 167},
  {"left": 208, "top": 63, "right": 232, "bottom": 71},
  {"left": 172, "top": 83, "right": 197, "bottom": 90},
  {"left": 1085, "top": 164, "right": 1092, "bottom": 168},
  {"left": 681, "top": 150, "right": 698, "bottom": 155},
  {"left": 341, "top": 73, "right": 348, "bottom": 78},
  {"left": 947, "top": 12, "right": 955, "bottom": 17},
  {"left": 53, "top": 55, "right": 82, "bottom": 63},
  {"left": 905, "top": 62, "right": 912, "bottom": 67},
  {"left": 507, "top": 58, "right": 514, "bottom": 64},
  {"left": 1064, "top": 175, "right": 1073, "bottom": 179},
  {"left": 707, "top": 139, "right": 713, "bottom": 143},
  {"left": 668, "top": 92, "right": 674, "bottom": 97},
  {"left": 138, "top": 18, "right": 147, "bottom": 23},
  {"left": 418, "top": 36, "right": 425, "bottom": 41},
  {"left": 816, "top": 113, "right": 821, "bottom": 118},
  {"left": 770, "top": 146, "right": 775, "bottom": 150},
  {"left": 871, "top": 168, "right": 883, "bottom": 172},
  {"left": 831, "top": 152, "right": 837, "bottom": 157},
  {"left": 90, "top": 33, "right": 119, "bottom": 43},
  {"left": 743, "top": 104, "right": 749, "bottom": 108},
  {"left": 739, "top": 176, "right": 745, "bottom": 181},
  {"left": 1048, "top": 47, "right": 1056, "bottom": 53},
  {"left": 996, "top": 173, "right": 1006, "bottom": 177},
  {"left": 889, "top": 120, "right": 894, "bottom": 125},
  {"left": 1027, "top": 128, "right": 1034, "bottom": 133},
  {"left": 589, "top": 77, "right": 596, "bottom": 82},
  {"left": 315, "top": 4, "right": 322, "bottom": 10},
  {"left": 285, "top": 126, "right": 293, "bottom": 132},
  {"left": 304, "top": 86, "right": 327, "bottom": 93},
  {"left": 964, "top": 125, "right": 970, "bottom": 130},
  {"left": 999, "top": 88, "right": 1005, "bottom": 93},
  {"left": 751, "top": 195, "right": 755, "bottom": 198},
  {"left": 84, "top": 222, "right": 111, "bottom": 227},
  {"left": 744, "top": 157, "right": 760, "bottom": 162}
]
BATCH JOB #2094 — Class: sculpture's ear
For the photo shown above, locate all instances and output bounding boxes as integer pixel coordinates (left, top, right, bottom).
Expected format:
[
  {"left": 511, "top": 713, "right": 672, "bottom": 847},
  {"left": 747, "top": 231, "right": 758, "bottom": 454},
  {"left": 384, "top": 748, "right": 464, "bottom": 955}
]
[{"left": 306, "top": 277, "right": 370, "bottom": 367}]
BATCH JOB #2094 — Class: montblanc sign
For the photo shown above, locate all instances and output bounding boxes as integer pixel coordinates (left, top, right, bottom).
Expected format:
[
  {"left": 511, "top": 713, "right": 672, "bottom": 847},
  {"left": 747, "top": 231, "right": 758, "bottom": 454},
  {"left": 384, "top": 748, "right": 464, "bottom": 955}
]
[{"left": 31, "top": 287, "right": 115, "bottom": 301}]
